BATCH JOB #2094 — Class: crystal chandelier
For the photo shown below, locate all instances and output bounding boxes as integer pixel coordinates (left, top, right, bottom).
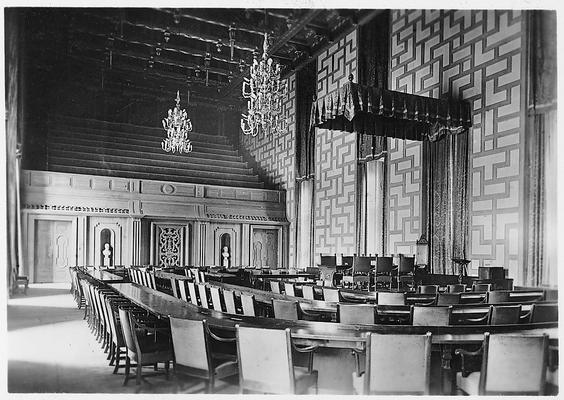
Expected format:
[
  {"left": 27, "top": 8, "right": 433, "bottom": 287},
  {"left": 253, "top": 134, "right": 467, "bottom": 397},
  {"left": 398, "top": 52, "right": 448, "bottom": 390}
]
[
  {"left": 161, "top": 91, "right": 193, "bottom": 154},
  {"left": 241, "top": 32, "right": 287, "bottom": 137}
]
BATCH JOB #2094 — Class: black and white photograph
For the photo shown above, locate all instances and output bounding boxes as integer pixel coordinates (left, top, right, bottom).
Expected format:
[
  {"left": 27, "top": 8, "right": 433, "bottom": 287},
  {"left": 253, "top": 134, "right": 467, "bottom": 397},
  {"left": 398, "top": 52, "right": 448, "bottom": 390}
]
[{"left": 3, "top": 1, "right": 559, "bottom": 396}]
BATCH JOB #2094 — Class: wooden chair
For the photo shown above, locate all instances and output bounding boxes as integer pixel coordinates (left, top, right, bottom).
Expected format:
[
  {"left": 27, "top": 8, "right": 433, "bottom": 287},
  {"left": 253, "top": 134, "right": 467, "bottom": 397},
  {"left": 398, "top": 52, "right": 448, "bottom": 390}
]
[
  {"left": 198, "top": 271, "right": 206, "bottom": 283},
  {"left": 187, "top": 282, "right": 199, "bottom": 306},
  {"left": 302, "top": 285, "right": 315, "bottom": 300},
  {"left": 417, "top": 285, "right": 439, "bottom": 294},
  {"left": 377, "top": 292, "right": 406, "bottom": 305},
  {"left": 197, "top": 284, "right": 210, "bottom": 309},
  {"left": 437, "top": 293, "right": 461, "bottom": 306},
  {"left": 169, "top": 317, "right": 238, "bottom": 392},
  {"left": 272, "top": 299, "right": 299, "bottom": 321},
  {"left": 284, "top": 282, "right": 296, "bottom": 297},
  {"left": 472, "top": 283, "right": 492, "bottom": 292},
  {"left": 486, "top": 290, "right": 511, "bottom": 304},
  {"left": 322, "top": 287, "right": 340, "bottom": 302},
  {"left": 236, "top": 326, "right": 318, "bottom": 394},
  {"left": 447, "top": 284, "right": 467, "bottom": 293},
  {"left": 223, "top": 289, "right": 238, "bottom": 314},
  {"left": 375, "top": 256, "right": 394, "bottom": 289},
  {"left": 169, "top": 278, "right": 179, "bottom": 299},
  {"left": 412, "top": 306, "right": 452, "bottom": 326},
  {"left": 118, "top": 308, "right": 173, "bottom": 385},
  {"left": 177, "top": 280, "right": 189, "bottom": 302},
  {"left": 376, "top": 305, "right": 413, "bottom": 325},
  {"left": 209, "top": 286, "right": 223, "bottom": 312},
  {"left": 489, "top": 305, "right": 521, "bottom": 325},
  {"left": 528, "top": 303, "right": 558, "bottom": 323},
  {"left": 337, "top": 304, "right": 376, "bottom": 325},
  {"left": 240, "top": 294, "right": 256, "bottom": 317},
  {"left": 352, "top": 332, "right": 432, "bottom": 394},
  {"left": 456, "top": 333, "right": 548, "bottom": 395},
  {"left": 269, "top": 280, "right": 281, "bottom": 294},
  {"left": 450, "top": 304, "right": 491, "bottom": 325}
]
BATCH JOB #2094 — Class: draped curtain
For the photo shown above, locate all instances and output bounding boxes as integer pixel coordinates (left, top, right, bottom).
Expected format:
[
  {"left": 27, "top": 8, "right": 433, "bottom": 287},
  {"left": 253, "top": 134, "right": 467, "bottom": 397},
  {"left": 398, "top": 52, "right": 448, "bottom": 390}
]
[{"left": 428, "top": 131, "right": 469, "bottom": 274}]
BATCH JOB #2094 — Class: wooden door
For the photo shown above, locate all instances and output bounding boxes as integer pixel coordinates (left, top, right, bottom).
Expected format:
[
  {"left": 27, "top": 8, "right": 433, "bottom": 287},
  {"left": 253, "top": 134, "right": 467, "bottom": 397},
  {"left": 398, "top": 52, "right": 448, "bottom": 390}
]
[{"left": 34, "top": 220, "right": 73, "bottom": 283}]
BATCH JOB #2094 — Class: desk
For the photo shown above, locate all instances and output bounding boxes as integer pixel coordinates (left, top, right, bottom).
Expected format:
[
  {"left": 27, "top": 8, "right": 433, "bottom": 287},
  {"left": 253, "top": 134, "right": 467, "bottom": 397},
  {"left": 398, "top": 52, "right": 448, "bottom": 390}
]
[
  {"left": 85, "top": 269, "right": 126, "bottom": 283},
  {"left": 110, "top": 283, "right": 557, "bottom": 395},
  {"left": 205, "top": 271, "right": 240, "bottom": 284}
]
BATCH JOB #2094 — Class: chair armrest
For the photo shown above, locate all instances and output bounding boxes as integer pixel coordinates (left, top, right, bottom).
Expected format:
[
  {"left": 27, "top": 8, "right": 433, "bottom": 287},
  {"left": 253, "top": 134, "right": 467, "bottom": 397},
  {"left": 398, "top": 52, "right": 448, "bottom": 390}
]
[
  {"left": 454, "top": 345, "right": 484, "bottom": 377},
  {"left": 414, "top": 299, "right": 437, "bottom": 306},
  {"left": 463, "top": 313, "right": 490, "bottom": 324},
  {"left": 519, "top": 309, "right": 532, "bottom": 322},
  {"left": 292, "top": 342, "right": 318, "bottom": 373},
  {"left": 205, "top": 324, "right": 236, "bottom": 343}
]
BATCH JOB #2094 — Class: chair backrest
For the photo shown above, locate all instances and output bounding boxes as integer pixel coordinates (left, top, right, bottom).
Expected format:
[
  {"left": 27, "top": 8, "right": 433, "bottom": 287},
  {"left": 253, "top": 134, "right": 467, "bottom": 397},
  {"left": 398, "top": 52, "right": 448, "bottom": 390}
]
[
  {"left": 437, "top": 293, "right": 461, "bottom": 306},
  {"left": 169, "top": 278, "right": 179, "bottom": 298},
  {"left": 472, "top": 283, "right": 492, "bottom": 292},
  {"left": 418, "top": 285, "right": 439, "bottom": 294},
  {"left": 322, "top": 287, "right": 340, "bottom": 302},
  {"left": 197, "top": 284, "right": 210, "bottom": 309},
  {"left": 223, "top": 289, "right": 237, "bottom": 314},
  {"left": 192, "top": 269, "right": 201, "bottom": 283},
  {"left": 412, "top": 306, "right": 451, "bottom": 326},
  {"left": 398, "top": 255, "right": 415, "bottom": 274},
  {"left": 363, "top": 332, "right": 432, "bottom": 394},
  {"left": 177, "top": 280, "right": 189, "bottom": 302},
  {"left": 147, "top": 272, "right": 156, "bottom": 289},
  {"left": 352, "top": 256, "right": 372, "bottom": 274},
  {"left": 376, "top": 256, "right": 394, "bottom": 274},
  {"left": 479, "top": 333, "right": 548, "bottom": 394},
  {"left": 338, "top": 304, "right": 376, "bottom": 325},
  {"left": 302, "top": 285, "right": 315, "bottom": 300},
  {"left": 209, "top": 286, "right": 223, "bottom": 312},
  {"left": 377, "top": 292, "right": 406, "bottom": 305},
  {"left": 169, "top": 317, "right": 211, "bottom": 372},
  {"left": 272, "top": 299, "right": 299, "bottom": 321},
  {"left": 486, "top": 290, "right": 511, "bottom": 304},
  {"left": 284, "top": 282, "right": 295, "bottom": 297},
  {"left": 529, "top": 303, "right": 558, "bottom": 323},
  {"left": 187, "top": 281, "right": 199, "bottom": 306},
  {"left": 199, "top": 271, "right": 206, "bottom": 283},
  {"left": 118, "top": 307, "right": 138, "bottom": 355},
  {"left": 185, "top": 268, "right": 193, "bottom": 278},
  {"left": 269, "top": 280, "right": 281, "bottom": 294},
  {"left": 447, "top": 284, "right": 467, "bottom": 293},
  {"left": 489, "top": 305, "right": 521, "bottom": 325},
  {"left": 341, "top": 255, "right": 354, "bottom": 267},
  {"left": 241, "top": 294, "right": 256, "bottom": 316},
  {"left": 319, "top": 254, "right": 337, "bottom": 267},
  {"left": 236, "top": 326, "right": 295, "bottom": 394}
]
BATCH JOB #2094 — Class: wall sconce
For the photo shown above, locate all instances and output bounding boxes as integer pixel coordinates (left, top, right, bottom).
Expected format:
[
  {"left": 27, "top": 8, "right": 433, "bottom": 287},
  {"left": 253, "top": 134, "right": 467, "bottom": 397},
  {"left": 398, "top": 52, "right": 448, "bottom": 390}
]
[{"left": 415, "top": 236, "right": 429, "bottom": 269}]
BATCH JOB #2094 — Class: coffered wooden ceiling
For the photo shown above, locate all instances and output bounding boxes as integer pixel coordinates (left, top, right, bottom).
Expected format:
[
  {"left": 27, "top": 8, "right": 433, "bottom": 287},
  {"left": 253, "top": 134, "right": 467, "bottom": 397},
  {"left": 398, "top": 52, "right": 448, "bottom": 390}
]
[{"left": 23, "top": 8, "right": 382, "bottom": 106}]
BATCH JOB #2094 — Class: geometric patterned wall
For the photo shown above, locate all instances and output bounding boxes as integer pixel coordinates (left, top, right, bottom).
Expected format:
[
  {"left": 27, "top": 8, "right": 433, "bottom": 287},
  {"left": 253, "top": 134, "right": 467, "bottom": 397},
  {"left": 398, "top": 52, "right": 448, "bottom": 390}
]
[
  {"left": 240, "top": 73, "right": 297, "bottom": 268},
  {"left": 314, "top": 30, "right": 358, "bottom": 259},
  {"left": 390, "top": 10, "right": 524, "bottom": 281}
]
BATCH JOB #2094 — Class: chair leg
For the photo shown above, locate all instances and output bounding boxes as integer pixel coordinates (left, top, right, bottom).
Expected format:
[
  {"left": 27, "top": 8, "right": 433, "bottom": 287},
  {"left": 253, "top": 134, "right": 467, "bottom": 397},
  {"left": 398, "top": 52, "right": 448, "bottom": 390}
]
[
  {"left": 136, "top": 362, "right": 142, "bottom": 385},
  {"left": 123, "top": 356, "right": 130, "bottom": 386},
  {"left": 153, "top": 363, "right": 158, "bottom": 371},
  {"left": 113, "top": 347, "right": 121, "bottom": 374},
  {"left": 165, "top": 361, "right": 170, "bottom": 380}
]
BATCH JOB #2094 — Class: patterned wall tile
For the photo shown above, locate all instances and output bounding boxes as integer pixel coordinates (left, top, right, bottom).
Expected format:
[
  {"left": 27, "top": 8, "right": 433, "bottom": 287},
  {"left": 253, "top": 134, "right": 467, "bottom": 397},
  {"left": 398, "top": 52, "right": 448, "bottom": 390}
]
[
  {"left": 314, "top": 30, "right": 358, "bottom": 259},
  {"left": 390, "top": 10, "right": 524, "bottom": 280},
  {"left": 240, "top": 73, "right": 297, "bottom": 267}
]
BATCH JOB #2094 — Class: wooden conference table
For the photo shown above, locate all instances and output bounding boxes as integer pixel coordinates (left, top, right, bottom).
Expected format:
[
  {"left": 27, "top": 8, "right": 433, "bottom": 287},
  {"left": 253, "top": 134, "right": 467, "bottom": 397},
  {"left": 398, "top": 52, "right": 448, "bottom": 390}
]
[{"left": 84, "top": 268, "right": 126, "bottom": 283}]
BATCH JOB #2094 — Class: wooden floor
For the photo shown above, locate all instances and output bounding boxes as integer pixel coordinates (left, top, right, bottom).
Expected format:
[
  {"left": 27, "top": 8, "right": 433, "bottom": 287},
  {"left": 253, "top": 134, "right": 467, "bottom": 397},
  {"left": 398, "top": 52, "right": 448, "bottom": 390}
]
[{"left": 7, "top": 283, "right": 239, "bottom": 394}]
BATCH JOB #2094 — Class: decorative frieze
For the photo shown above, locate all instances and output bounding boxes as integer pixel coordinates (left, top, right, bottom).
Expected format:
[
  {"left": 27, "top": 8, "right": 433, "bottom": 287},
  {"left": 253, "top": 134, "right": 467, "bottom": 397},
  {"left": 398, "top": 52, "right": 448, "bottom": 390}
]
[{"left": 23, "top": 204, "right": 129, "bottom": 214}]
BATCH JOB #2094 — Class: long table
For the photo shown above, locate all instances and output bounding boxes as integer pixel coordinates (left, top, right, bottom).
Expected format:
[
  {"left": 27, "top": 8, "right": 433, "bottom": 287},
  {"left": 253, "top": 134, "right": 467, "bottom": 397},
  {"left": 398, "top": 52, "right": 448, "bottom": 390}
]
[{"left": 84, "top": 268, "right": 126, "bottom": 283}]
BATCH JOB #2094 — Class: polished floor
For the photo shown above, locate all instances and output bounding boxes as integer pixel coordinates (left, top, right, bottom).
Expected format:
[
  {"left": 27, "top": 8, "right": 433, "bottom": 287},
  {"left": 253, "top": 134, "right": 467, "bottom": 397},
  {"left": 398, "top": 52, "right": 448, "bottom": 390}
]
[{"left": 7, "top": 283, "right": 239, "bottom": 394}]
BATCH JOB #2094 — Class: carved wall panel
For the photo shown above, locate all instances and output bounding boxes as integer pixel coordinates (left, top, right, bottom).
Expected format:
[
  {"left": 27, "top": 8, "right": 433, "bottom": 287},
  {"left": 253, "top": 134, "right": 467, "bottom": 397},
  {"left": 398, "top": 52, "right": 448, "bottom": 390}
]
[
  {"left": 151, "top": 223, "right": 186, "bottom": 267},
  {"left": 251, "top": 226, "right": 282, "bottom": 268}
]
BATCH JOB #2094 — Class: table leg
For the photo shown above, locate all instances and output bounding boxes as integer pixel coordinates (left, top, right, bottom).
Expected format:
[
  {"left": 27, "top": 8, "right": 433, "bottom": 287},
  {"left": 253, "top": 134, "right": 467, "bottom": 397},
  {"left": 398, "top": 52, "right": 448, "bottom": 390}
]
[{"left": 440, "top": 344, "right": 456, "bottom": 395}]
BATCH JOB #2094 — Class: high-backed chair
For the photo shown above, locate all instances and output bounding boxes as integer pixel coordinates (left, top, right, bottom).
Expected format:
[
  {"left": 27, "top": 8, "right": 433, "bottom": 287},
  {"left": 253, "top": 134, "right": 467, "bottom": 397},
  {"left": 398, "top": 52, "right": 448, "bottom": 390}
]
[
  {"left": 352, "top": 332, "right": 432, "bottom": 394},
  {"left": 302, "top": 285, "right": 315, "bottom": 300},
  {"left": 209, "top": 286, "right": 223, "bottom": 312},
  {"left": 169, "top": 317, "right": 238, "bottom": 392},
  {"left": 284, "top": 282, "right": 296, "bottom": 297},
  {"left": 437, "top": 293, "right": 461, "bottom": 306},
  {"left": 456, "top": 333, "right": 548, "bottom": 395},
  {"left": 197, "top": 284, "right": 210, "bottom": 309},
  {"left": 170, "top": 278, "right": 179, "bottom": 299},
  {"left": 236, "top": 326, "right": 318, "bottom": 394},
  {"left": 375, "top": 256, "right": 394, "bottom": 289},
  {"left": 269, "top": 280, "right": 281, "bottom": 294},
  {"left": 529, "top": 303, "right": 558, "bottom": 323},
  {"left": 223, "top": 289, "right": 238, "bottom": 314},
  {"left": 397, "top": 255, "right": 416, "bottom": 289},
  {"left": 472, "top": 283, "right": 493, "bottom": 292},
  {"left": 489, "top": 305, "right": 521, "bottom": 325},
  {"left": 412, "top": 306, "right": 452, "bottom": 326},
  {"left": 176, "top": 280, "right": 189, "bottom": 302},
  {"left": 418, "top": 285, "right": 439, "bottom": 294},
  {"left": 187, "top": 282, "right": 199, "bottom": 306},
  {"left": 377, "top": 292, "right": 406, "bottom": 305},
  {"left": 322, "top": 287, "right": 340, "bottom": 302},
  {"left": 118, "top": 308, "right": 173, "bottom": 385},
  {"left": 447, "top": 284, "right": 467, "bottom": 293},
  {"left": 486, "top": 290, "right": 511, "bottom": 304},
  {"left": 240, "top": 294, "right": 256, "bottom": 317},
  {"left": 198, "top": 271, "right": 206, "bottom": 283},
  {"left": 272, "top": 299, "right": 299, "bottom": 321},
  {"left": 337, "top": 304, "right": 376, "bottom": 325}
]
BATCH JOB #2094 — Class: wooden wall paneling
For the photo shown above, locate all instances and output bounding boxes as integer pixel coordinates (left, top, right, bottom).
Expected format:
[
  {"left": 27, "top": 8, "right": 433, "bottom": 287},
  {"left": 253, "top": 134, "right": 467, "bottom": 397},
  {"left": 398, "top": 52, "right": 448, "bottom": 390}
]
[
  {"left": 88, "top": 217, "right": 126, "bottom": 267},
  {"left": 250, "top": 225, "right": 283, "bottom": 268},
  {"left": 207, "top": 224, "right": 241, "bottom": 267}
]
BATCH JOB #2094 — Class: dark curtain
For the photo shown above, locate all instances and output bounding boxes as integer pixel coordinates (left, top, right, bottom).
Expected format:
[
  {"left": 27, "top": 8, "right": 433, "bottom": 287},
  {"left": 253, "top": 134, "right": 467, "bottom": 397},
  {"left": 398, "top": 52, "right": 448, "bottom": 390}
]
[
  {"left": 296, "top": 60, "right": 317, "bottom": 179},
  {"left": 525, "top": 11, "right": 557, "bottom": 286},
  {"left": 428, "top": 131, "right": 469, "bottom": 274},
  {"left": 358, "top": 11, "right": 389, "bottom": 160}
]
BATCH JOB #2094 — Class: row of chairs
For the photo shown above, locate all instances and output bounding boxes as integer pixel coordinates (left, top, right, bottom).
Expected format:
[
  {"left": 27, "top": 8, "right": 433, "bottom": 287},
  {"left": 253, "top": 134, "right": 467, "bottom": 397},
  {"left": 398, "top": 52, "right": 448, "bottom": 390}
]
[
  {"left": 128, "top": 268, "right": 157, "bottom": 289},
  {"left": 336, "top": 303, "right": 558, "bottom": 326},
  {"left": 183, "top": 268, "right": 206, "bottom": 283}
]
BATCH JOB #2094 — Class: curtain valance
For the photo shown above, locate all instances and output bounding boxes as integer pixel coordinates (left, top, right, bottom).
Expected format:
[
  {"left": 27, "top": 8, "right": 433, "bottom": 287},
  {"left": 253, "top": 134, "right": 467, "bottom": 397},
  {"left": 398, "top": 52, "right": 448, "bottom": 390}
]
[{"left": 310, "top": 75, "right": 472, "bottom": 141}]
